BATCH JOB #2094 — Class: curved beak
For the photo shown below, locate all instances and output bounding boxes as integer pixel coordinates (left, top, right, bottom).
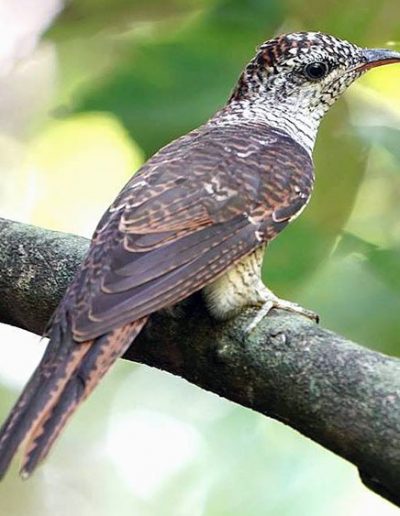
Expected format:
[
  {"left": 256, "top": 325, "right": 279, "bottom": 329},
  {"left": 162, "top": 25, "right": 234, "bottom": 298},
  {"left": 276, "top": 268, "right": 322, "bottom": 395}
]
[{"left": 358, "top": 48, "right": 400, "bottom": 71}]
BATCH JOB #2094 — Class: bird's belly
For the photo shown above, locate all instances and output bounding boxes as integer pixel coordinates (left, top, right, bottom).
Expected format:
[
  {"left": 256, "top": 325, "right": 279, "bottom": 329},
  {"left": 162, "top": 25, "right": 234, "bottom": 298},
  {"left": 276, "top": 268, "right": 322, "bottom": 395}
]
[{"left": 202, "top": 246, "right": 266, "bottom": 319}]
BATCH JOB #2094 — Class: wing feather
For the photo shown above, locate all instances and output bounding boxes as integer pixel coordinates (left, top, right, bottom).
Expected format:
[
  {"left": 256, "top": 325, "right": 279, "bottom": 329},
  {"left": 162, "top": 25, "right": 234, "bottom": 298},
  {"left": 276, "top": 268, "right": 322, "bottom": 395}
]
[
  {"left": 73, "top": 218, "right": 256, "bottom": 340},
  {"left": 67, "top": 124, "right": 314, "bottom": 342},
  {"left": 120, "top": 185, "right": 211, "bottom": 233}
]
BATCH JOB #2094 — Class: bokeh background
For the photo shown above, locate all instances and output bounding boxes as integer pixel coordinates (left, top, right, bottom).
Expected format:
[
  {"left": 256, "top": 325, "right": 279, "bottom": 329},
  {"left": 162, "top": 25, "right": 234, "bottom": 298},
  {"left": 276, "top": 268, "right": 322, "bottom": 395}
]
[{"left": 0, "top": 1, "right": 399, "bottom": 514}]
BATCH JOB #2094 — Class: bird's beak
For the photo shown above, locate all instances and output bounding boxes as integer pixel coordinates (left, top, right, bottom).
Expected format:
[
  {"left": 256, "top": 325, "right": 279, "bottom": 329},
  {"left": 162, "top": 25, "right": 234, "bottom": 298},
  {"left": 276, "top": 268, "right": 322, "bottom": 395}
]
[{"left": 357, "top": 48, "right": 400, "bottom": 72}]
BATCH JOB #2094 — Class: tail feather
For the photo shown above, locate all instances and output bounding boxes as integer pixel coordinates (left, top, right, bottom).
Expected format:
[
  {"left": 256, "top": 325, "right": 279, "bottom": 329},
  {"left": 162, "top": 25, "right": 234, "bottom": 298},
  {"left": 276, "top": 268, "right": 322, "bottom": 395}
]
[
  {"left": 0, "top": 326, "right": 65, "bottom": 461},
  {"left": 0, "top": 317, "right": 147, "bottom": 478},
  {"left": 21, "top": 379, "right": 81, "bottom": 478},
  {"left": 0, "top": 332, "right": 92, "bottom": 478}
]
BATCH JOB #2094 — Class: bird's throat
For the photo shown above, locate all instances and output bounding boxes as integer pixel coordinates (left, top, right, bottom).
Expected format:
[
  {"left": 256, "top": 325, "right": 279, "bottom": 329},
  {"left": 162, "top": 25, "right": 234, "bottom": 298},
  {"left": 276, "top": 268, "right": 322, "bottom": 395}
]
[{"left": 213, "top": 98, "right": 321, "bottom": 156}]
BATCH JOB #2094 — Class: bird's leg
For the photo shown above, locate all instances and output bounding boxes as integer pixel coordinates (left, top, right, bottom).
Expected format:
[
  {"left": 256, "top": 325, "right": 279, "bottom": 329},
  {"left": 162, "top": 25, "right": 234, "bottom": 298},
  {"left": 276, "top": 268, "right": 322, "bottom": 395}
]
[
  {"left": 203, "top": 248, "right": 319, "bottom": 330},
  {"left": 245, "top": 282, "right": 319, "bottom": 333}
]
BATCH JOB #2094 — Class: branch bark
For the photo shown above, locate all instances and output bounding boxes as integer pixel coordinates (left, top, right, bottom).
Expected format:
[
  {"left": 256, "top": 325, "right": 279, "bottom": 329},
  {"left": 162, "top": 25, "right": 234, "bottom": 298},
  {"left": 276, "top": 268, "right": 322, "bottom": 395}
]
[{"left": 0, "top": 216, "right": 399, "bottom": 506}]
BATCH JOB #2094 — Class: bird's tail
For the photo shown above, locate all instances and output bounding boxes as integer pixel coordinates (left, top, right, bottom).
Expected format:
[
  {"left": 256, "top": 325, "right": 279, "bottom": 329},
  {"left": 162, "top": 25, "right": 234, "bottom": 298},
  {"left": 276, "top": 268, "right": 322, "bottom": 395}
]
[{"left": 0, "top": 316, "right": 147, "bottom": 479}]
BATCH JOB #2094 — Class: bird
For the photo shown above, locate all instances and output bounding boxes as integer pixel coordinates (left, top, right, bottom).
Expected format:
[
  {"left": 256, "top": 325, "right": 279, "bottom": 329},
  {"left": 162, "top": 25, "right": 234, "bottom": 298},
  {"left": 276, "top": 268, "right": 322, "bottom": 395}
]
[{"left": 0, "top": 31, "right": 399, "bottom": 479}]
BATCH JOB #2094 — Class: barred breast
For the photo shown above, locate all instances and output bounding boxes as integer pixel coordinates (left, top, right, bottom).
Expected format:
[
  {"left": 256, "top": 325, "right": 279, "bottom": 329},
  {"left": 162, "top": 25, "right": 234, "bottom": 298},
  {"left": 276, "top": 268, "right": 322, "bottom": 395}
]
[{"left": 203, "top": 246, "right": 267, "bottom": 319}]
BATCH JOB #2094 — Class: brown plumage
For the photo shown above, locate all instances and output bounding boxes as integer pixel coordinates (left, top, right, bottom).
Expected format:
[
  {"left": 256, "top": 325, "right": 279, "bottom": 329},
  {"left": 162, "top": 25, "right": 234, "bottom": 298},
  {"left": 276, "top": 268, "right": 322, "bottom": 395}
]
[
  {"left": 1, "top": 31, "right": 399, "bottom": 478},
  {"left": 72, "top": 124, "right": 313, "bottom": 338},
  {"left": 0, "top": 122, "right": 312, "bottom": 478}
]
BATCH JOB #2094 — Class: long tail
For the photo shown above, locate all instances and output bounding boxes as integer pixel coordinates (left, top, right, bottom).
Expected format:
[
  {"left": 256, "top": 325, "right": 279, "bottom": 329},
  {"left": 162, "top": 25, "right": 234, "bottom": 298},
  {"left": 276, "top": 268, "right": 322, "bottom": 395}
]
[{"left": 0, "top": 316, "right": 148, "bottom": 479}]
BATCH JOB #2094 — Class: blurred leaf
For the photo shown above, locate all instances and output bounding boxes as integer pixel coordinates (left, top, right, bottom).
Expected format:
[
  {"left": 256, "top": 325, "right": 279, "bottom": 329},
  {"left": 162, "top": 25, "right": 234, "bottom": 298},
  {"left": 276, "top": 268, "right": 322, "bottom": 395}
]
[
  {"left": 333, "top": 231, "right": 378, "bottom": 257},
  {"left": 368, "top": 246, "right": 400, "bottom": 291},
  {"left": 318, "top": 231, "right": 400, "bottom": 356},
  {"left": 300, "top": 253, "right": 400, "bottom": 356},
  {"left": 360, "top": 60, "right": 400, "bottom": 113},
  {"left": 27, "top": 112, "right": 143, "bottom": 236},
  {"left": 46, "top": 0, "right": 201, "bottom": 40},
  {"left": 71, "top": 0, "right": 284, "bottom": 155},
  {"left": 286, "top": 0, "right": 400, "bottom": 44},
  {"left": 359, "top": 125, "right": 400, "bottom": 163},
  {"left": 336, "top": 232, "right": 400, "bottom": 292}
]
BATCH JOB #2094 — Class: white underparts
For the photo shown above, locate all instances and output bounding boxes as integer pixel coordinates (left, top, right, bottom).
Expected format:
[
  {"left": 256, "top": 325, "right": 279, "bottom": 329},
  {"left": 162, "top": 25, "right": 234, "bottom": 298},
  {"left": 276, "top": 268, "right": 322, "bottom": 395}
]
[{"left": 203, "top": 246, "right": 276, "bottom": 319}]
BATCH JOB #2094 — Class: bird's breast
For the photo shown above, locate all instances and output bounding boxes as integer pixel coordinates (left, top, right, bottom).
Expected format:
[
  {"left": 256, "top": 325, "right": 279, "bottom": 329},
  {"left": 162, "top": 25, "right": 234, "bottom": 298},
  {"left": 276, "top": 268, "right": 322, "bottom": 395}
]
[{"left": 202, "top": 246, "right": 266, "bottom": 320}]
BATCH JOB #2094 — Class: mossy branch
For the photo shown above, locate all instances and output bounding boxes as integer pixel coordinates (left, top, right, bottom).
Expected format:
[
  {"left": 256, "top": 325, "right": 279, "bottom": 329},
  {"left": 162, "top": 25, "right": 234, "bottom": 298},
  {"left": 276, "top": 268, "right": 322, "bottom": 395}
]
[{"left": 0, "top": 217, "right": 399, "bottom": 506}]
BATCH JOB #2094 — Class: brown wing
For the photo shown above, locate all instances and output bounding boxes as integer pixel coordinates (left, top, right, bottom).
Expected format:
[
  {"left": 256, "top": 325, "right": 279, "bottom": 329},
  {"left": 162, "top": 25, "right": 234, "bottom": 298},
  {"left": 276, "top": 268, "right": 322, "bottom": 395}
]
[
  {"left": 65, "top": 123, "right": 314, "bottom": 341},
  {"left": 0, "top": 123, "right": 313, "bottom": 479}
]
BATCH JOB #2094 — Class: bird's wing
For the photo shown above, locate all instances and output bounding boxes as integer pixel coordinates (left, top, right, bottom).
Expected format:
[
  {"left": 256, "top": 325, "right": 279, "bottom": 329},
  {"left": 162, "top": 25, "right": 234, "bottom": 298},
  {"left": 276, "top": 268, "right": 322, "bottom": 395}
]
[{"left": 67, "top": 124, "right": 313, "bottom": 341}]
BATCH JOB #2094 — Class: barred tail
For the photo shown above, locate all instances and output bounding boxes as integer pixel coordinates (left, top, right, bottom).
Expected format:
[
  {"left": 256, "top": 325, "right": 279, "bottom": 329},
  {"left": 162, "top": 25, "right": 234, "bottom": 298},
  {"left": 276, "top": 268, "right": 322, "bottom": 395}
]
[{"left": 0, "top": 317, "right": 147, "bottom": 478}]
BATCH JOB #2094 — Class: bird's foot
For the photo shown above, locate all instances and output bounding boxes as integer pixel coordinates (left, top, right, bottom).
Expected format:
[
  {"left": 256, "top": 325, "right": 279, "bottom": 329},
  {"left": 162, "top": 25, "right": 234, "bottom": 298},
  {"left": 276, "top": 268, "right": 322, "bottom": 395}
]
[{"left": 245, "top": 295, "right": 319, "bottom": 333}]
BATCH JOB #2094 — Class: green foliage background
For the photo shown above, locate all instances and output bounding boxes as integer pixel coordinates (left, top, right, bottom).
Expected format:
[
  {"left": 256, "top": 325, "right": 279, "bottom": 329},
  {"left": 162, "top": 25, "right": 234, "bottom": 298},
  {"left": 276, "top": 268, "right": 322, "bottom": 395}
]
[{"left": 0, "top": 0, "right": 399, "bottom": 515}]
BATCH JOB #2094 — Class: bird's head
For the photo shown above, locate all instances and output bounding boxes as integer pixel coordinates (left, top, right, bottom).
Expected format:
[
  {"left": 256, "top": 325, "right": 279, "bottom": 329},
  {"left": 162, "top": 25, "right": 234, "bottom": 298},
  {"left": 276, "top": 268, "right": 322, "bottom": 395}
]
[
  {"left": 228, "top": 31, "right": 400, "bottom": 152},
  {"left": 232, "top": 31, "right": 400, "bottom": 110}
]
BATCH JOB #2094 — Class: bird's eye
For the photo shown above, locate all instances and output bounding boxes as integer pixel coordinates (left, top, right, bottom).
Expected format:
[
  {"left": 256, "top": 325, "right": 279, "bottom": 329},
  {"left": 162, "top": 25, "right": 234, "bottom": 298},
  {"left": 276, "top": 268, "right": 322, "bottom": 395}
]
[{"left": 304, "top": 61, "right": 329, "bottom": 80}]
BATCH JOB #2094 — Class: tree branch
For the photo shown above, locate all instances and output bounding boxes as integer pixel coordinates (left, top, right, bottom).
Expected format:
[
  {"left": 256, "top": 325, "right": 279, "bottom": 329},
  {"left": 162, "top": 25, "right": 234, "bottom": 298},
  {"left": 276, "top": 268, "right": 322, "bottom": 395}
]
[{"left": 0, "top": 216, "right": 399, "bottom": 506}]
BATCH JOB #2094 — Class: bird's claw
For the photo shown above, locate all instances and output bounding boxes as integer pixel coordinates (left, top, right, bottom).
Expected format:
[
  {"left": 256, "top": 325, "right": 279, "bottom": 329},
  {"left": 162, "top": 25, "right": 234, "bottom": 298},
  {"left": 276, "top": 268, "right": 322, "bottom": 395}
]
[{"left": 245, "top": 297, "right": 319, "bottom": 334}]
